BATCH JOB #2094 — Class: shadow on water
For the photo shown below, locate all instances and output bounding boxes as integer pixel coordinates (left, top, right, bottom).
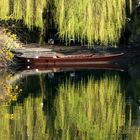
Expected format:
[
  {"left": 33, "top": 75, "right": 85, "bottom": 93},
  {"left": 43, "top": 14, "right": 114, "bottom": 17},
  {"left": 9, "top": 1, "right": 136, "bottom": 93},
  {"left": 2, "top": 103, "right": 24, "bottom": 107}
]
[{"left": 0, "top": 67, "right": 140, "bottom": 139}]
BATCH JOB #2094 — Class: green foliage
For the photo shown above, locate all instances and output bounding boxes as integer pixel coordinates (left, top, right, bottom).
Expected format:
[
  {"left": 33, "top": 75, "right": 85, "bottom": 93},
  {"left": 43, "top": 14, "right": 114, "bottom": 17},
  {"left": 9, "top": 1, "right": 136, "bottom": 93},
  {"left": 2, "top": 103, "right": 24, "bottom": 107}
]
[
  {"left": 24, "top": 0, "right": 34, "bottom": 29},
  {"left": 35, "top": 0, "right": 46, "bottom": 28},
  {"left": 54, "top": 0, "right": 127, "bottom": 45},
  {"left": 0, "top": 0, "right": 9, "bottom": 19},
  {"left": 0, "top": 71, "right": 19, "bottom": 103},
  {"left": 0, "top": 0, "right": 132, "bottom": 45},
  {"left": 0, "top": 0, "right": 47, "bottom": 29},
  {"left": 0, "top": 29, "right": 21, "bottom": 64},
  {"left": 13, "top": 0, "right": 23, "bottom": 20}
]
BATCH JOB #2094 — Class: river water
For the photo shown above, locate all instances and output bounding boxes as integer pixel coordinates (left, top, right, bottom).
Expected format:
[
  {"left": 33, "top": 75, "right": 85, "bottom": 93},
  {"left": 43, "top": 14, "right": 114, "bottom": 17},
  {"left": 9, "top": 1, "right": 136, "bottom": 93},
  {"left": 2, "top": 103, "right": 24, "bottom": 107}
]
[{"left": 0, "top": 65, "right": 140, "bottom": 139}]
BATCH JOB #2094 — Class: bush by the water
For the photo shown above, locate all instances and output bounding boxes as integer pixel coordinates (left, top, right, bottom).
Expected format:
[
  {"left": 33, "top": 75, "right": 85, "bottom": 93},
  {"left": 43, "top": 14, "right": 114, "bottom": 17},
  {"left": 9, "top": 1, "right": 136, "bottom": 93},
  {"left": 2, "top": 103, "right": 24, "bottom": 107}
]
[{"left": 0, "top": 28, "right": 21, "bottom": 66}]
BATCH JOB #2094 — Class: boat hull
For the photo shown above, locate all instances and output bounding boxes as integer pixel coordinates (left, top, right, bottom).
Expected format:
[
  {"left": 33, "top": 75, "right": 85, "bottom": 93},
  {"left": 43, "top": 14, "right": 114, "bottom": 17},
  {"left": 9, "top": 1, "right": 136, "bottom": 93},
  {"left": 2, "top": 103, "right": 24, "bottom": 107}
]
[{"left": 14, "top": 53, "right": 124, "bottom": 66}]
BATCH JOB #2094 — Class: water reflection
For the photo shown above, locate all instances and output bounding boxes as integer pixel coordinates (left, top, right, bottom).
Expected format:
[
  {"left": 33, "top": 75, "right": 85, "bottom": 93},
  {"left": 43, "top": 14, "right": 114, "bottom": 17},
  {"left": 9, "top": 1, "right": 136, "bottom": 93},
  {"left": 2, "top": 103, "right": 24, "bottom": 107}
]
[
  {"left": 0, "top": 96, "right": 47, "bottom": 139},
  {"left": 55, "top": 76, "right": 125, "bottom": 139},
  {"left": 0, "top": 70, "right": 140, "bottom": 139},
  {"left": 0, "top": 70, "right": 19, "bottom": 103}
]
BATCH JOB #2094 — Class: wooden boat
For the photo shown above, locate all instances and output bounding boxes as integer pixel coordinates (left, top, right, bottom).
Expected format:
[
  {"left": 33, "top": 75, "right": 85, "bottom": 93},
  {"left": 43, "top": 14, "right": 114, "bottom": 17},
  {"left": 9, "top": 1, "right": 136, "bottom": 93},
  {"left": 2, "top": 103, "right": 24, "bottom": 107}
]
[{"left": 14, "top": 52, "right": 124, "bottom": 66}]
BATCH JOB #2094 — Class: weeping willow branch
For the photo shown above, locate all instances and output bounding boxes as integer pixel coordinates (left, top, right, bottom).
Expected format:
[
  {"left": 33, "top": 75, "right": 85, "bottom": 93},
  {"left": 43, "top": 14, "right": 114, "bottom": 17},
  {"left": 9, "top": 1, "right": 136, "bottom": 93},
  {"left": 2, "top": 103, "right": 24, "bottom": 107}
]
[
  {"left": 0, "top": 0, "right": 48, "bottom": 29},
  {"left": 0, "top": 0, "right": 10, "bottom": 19},
  {"left": 0, "top": 0, "right": 132, "bottom": 46},
  {"left": 54, "top": 0, "right": 130, "bottom": 45},
  {"left": 13, "top": 0, "right": 23, "bottom": 20}
]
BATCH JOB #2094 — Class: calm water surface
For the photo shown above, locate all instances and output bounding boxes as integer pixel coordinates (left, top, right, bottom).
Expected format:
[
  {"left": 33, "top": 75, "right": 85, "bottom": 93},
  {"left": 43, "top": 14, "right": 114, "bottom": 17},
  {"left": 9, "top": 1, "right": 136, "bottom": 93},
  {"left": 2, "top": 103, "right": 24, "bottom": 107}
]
[{"left": 0, "top": 68, "right": 140, "bottom": 140}]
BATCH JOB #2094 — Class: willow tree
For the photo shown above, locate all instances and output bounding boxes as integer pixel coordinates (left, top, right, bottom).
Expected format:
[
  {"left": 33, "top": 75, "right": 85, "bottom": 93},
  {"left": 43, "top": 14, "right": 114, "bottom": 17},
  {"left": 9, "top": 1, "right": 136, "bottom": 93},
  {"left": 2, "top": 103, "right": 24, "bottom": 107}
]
[
  {"left": 0, "top": 0, "right": 132, "bottom": 45},
  {"left": 0, "top": 0, "right": 48, "bottom": 43},
  {"left": 54, "top": 0, "right": 130, "bottom": 45}
]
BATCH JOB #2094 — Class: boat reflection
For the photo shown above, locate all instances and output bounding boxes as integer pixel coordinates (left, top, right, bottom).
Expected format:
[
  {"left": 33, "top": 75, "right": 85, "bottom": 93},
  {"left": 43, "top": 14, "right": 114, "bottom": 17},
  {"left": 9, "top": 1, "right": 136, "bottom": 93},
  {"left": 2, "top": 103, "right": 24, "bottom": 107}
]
[{"left": 14, "top": 62, "right": 125, "bottom": 73}]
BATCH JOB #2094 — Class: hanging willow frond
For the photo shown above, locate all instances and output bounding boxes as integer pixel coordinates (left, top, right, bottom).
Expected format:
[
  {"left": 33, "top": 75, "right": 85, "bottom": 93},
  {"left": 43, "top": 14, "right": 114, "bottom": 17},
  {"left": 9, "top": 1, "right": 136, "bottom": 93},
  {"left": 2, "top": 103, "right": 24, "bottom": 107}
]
[
  {"left": 24, "top": 0, "right": 34, "bottom": 29},
  {"left": 35, "top": 0, "right": 47, "bottom": 28},
  {"left": 13, "top": 0, "right": 23, "bottom": 20},
  {"left": 0, "top": 0, "right": 9, "bottom": 19},
  {"left": 0, "top": 0, "right": 132, "bottom": 45},
  {"left": 13, "top": 0, "right": 47, "bottom": 29},
  {"left": 54, "top": 0, "right": 129, "bottom": 45}
]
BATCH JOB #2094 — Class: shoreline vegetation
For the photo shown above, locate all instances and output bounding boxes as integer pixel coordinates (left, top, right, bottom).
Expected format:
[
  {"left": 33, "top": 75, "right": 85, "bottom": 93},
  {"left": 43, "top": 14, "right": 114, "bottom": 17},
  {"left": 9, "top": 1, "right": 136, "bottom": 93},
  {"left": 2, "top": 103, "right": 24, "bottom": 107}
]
[{"left": 0, "top": 27, "right": 21, "bottom": 67}]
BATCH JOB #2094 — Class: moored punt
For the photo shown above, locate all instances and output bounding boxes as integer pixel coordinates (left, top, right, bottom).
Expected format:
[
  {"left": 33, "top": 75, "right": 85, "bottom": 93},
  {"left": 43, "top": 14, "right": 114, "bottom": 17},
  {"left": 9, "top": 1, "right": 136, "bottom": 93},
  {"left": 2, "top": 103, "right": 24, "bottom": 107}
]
[{"left": 14, "top": 52, "right": 124, "bottom": 66}]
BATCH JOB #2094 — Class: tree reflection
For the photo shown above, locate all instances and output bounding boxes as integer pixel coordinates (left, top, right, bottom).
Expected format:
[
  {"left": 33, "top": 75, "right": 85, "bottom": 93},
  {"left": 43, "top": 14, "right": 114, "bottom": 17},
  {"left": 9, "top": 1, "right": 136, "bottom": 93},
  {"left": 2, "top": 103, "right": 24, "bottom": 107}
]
[
  {"left": 0, "top": 73, "right": 140, "bottom": 139},
  {"left": 55, "top": 76, "right": 125, "bottom": 139},
  {"left": 0, "top": 70, "right": 19, "bottom": 103}
]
